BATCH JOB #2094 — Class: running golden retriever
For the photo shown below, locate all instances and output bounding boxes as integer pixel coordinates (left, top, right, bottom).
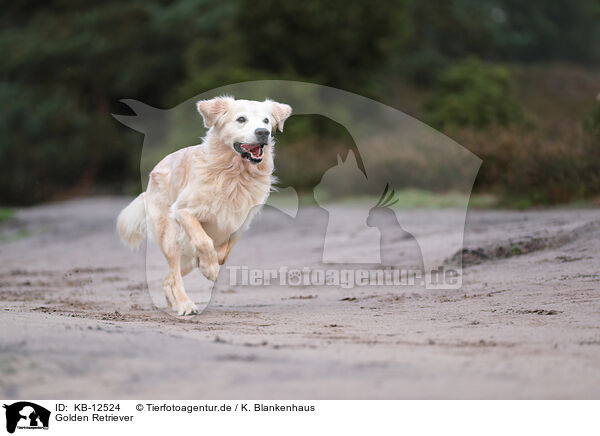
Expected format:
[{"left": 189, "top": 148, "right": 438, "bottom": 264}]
[{"left": 117, "top": 96, "right": 292, "bottom": 315}]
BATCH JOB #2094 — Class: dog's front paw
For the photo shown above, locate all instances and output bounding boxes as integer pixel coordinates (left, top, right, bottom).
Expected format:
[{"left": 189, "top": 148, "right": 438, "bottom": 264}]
[
  {"left": 176, "top": 299, "right": 199, "bottom": 316},
  {"left": 200, "top": 260, "right": 220, "bottom": 282},
  {"left": 195, "top": 251, "right": 220, "bottom": 282}
]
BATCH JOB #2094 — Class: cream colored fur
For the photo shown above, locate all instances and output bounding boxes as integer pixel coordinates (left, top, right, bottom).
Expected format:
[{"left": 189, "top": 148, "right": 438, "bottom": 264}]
[
  {"left": 117, "top": 97, "right": 292, "bottom": 315},
  {"left": 117, "top": 192, "right": 146, "bottom": 249}
]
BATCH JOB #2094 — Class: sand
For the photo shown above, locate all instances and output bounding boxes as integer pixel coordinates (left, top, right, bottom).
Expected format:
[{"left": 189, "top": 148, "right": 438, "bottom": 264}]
[{"left": 0, "top": 197, "right": 599, "bottom": 398}]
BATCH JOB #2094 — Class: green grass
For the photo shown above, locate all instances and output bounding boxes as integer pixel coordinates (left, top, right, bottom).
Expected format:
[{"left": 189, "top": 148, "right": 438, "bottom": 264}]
[
  {"left": 0, "top": 208, "right": 14, "bottom": 222},
  {"left": 0, "top": 229, "right": 29, "bottom": 243},
  {"left": 0, "top": 207, "right": 28, "bottom": 243},
  {"left": 496, "top": 195, "right": 600, "bottom": 210},
  {"left": 312, "top": 189, "right": 498, "bottom": 209}
]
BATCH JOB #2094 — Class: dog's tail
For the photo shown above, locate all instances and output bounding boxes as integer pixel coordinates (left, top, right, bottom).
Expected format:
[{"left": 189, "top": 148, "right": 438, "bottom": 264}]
[{"left": 117, "top": 193, "right": 147, "bottom": 249}]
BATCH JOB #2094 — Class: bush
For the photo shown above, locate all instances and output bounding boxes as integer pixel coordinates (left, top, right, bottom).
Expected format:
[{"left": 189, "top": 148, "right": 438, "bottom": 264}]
[
  {"left": 455, "top": 119, "right": 600, "bottom": 206},
  {"left": 580, "top": 101, "right": 600, "bottom": 198},
  {"left": 583, "top": 99, "right": 600, "bottom": 138},
  {"left": 424, "top": 58, "right": 524, "bottom": 130}
]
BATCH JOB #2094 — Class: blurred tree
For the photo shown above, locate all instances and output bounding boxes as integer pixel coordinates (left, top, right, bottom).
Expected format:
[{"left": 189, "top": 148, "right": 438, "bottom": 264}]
[
  {"left": 396, "top": 0, "right": 600, "bottom": 85},
  {"left": 235, "top": 0, "right": 410, "bottom": 94},
  {"left": 408, "top": 0, "right": 498, "bottom": 60},
  {"left": 493, "top": 0, "right": 600, "bottom": 63},
  {"left": 0, "top": 0, "right": 233, "bottom": 204},
  {"left": 177, "top": 0, "right": 411, "bottom": 99}
]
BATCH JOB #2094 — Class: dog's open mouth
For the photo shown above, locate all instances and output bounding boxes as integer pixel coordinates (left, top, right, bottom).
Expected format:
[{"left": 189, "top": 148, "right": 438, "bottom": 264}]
[{"left": 233, "top": 142, "right": 266, "bottom": 163}]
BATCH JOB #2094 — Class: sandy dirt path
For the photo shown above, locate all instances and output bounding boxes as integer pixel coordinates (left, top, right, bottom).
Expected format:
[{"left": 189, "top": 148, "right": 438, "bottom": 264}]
[{"left": 0, "top": 197, "right": 599, "bottom": 399}]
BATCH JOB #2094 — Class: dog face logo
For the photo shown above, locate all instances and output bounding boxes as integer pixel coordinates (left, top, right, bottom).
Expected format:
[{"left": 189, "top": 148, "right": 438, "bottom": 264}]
[{"left": 3, "top": 402, "right": 50, "bottom": 434}]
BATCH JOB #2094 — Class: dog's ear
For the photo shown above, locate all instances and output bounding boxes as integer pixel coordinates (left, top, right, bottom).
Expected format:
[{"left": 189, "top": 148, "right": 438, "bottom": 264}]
[
  {"left": 196, "top": 96, "right": 234, "bottom": 128},
  {"left": 267, "top": 100, "right": 292, "bottom": 132}
]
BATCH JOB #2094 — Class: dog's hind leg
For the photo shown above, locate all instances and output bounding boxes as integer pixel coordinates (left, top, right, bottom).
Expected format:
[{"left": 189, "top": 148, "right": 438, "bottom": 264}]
[
  {"left": 163, "top": 273, "right": 177, "bottom": 311},
  {"left": 146, "top": 199, "right": 199, "bottom": 315}
]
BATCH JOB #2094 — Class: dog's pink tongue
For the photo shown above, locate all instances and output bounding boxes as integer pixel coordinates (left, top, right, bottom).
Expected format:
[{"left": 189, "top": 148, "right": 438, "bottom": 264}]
[{"left": 249, "top": 145, "right": 260, "bottom": 156}]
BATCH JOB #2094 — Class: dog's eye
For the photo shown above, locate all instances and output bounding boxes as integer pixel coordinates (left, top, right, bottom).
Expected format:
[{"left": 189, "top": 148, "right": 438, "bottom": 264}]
[
  {"left": 263, "top": 118, "right": 269, "bottom": 124},
  {"left": 236, "top": 116, "right": 247, "bottom": 123}
]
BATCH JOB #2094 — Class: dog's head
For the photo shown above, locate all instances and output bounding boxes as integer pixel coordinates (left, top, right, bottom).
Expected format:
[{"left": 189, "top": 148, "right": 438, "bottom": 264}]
[{"left": 196, "top": 96, "right": 292, "bottom": 164}]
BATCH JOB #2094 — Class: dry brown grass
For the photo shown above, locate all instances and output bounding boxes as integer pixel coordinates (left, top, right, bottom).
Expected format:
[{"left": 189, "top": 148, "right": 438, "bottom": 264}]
[{"left": 382, "top": 64, "right": 600, "bottom": 206}]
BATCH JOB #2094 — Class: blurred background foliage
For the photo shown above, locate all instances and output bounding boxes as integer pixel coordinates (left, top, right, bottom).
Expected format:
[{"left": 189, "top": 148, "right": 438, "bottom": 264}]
[
  {"left": 1, "top": 0, "right": 599, "bottom": 206},
  {"left": 424, "top": 58, "right": 524, "bottom": 130}
]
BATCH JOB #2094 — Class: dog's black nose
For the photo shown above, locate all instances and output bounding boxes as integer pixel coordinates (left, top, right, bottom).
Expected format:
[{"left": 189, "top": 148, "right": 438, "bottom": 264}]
[{"left": 255, "top": 128, "right": 269, "bottom": 142}]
